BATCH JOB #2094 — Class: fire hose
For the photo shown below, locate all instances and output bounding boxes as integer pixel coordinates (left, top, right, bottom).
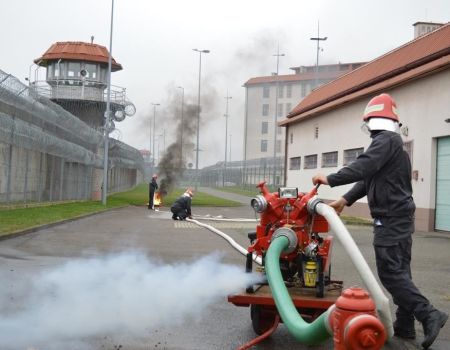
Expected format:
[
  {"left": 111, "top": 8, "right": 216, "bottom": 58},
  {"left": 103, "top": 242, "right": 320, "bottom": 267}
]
[
  {"left": 187, "top": 217, "right": 262, "bottom": 265},
  {"left": 309, "top": 198, "right": 394, "bottom": 339}
]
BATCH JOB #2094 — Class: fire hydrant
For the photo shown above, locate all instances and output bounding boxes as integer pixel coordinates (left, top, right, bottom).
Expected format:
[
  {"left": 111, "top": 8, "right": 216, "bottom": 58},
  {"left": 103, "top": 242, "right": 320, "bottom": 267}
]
[{"left": 332, "top": 287, "right": 386, "bottom": 350}]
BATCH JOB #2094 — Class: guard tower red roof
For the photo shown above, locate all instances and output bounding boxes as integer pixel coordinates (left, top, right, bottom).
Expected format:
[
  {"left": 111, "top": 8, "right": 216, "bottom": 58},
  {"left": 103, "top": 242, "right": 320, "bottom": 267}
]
[{"left": 34, "top": 41, "right": 123, "bottom": 71}]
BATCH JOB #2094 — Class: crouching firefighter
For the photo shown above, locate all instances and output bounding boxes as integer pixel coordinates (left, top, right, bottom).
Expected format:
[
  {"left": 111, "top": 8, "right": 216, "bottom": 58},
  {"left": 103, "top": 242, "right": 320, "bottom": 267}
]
[{"left": 170, "top": 188, "right": 194, "bottom": 220}]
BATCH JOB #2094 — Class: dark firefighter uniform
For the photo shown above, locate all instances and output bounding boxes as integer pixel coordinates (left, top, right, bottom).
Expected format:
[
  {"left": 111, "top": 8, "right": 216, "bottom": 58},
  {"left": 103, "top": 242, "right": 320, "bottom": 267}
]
[
  {"left": 148, "top": 177, "right": 158, "bottom": 210},
  {"left": 170, "top": 193, "right": 192, "bottom": 220},
  {"left": 327, "top": 129, "right": 440, "bottom": 341}
]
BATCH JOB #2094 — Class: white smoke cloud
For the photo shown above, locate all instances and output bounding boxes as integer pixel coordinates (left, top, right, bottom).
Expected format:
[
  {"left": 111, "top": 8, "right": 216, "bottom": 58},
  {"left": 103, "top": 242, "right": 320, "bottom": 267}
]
[{"left": 0, "top": 252, "right": 263, "bottom": 349}]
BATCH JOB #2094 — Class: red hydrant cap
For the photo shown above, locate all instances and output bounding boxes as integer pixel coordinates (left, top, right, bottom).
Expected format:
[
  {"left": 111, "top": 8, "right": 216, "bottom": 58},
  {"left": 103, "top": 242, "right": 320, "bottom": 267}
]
[{"left": 336, "top": 287, "right": 376, "bottom": 312}]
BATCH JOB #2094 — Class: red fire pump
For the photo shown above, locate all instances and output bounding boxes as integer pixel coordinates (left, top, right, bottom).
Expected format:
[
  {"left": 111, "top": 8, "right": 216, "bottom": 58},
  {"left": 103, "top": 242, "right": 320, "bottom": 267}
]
[{"left": 246, "top": 181, "right": 333, "bottom": 297}]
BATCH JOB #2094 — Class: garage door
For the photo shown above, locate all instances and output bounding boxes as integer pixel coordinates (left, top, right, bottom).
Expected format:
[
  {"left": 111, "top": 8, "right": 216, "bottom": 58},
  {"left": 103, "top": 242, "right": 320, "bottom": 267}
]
[{"left": 435, "top": 136, "right": 450, "bottom": 231}]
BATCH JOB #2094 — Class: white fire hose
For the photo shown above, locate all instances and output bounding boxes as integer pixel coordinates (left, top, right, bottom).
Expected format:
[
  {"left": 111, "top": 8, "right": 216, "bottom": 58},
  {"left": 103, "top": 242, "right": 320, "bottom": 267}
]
[
  {"left": 307, "top": 197, "right": 394, "bottom": 339},
  {"left": 186, "top": 217, "right": 262, "bottom": 265}
]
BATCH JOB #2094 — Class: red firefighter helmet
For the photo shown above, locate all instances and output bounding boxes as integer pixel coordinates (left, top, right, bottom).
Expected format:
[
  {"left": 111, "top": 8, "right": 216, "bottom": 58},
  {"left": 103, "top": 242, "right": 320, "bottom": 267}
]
[{"left": 363, "top": 93, "right": 399, "bottom": 122}]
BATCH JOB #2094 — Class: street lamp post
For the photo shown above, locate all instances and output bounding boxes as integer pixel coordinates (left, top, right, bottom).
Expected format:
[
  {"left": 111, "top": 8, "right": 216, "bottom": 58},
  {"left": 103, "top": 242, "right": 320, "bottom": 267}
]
[
  {"left": 160, "top": 129, "right": 166, "bottom": 157},
  {"left": 223, "top": 92, "right": 232, "bottom": 186},
  {"left": 102, "top": 0, "right": 114, "bottom": 205},
  {"left": 177, "top": 86, "right": 184, "bottom": 166},
  {"left": 272, "top": 45, "right": 285, "bottom": 187},
  {"left": 310, "top": 21, "right": 327, "bottom": 89},
  {"left": 193, "top": 48, "right": 210, "bottom": 190},
  {"left": 151, "top": 103, "right": 160, "bottom": 174}
]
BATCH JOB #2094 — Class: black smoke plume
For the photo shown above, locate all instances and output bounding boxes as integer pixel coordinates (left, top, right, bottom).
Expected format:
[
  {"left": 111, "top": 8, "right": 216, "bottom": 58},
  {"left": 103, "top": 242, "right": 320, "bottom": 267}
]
[{"left": 158, "top": 102, "right": 197, "bottom": 195}]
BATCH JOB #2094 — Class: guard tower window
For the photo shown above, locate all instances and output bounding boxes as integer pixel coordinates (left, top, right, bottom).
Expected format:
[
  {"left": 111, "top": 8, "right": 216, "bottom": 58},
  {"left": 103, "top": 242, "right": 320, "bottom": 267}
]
[
  {"left": 47, "top": 64, "right": 53, "bottom": 79},
  {"left": 68, "top": 62, "right": 81, "bottom": 78},
  {"left": 85, "top": 64, "right": 97, "bottom": 79}
]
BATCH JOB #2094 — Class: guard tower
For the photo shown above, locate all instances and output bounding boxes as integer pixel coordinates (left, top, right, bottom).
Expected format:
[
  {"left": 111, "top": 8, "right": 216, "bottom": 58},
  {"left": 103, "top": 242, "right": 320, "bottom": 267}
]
[{"left": 33, "top": 40, "right": 135, "bottom": 128}]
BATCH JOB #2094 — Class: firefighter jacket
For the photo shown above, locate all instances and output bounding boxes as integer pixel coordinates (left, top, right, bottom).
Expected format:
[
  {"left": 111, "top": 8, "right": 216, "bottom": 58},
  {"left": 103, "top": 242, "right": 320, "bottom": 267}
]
[
  {"left": 327, "top": 130, "right": 415, "bottom": 218},
  {"left": 170, "top": 194, "right": 192, "bottom": 216},
  {"left": 150, "top": 178, "right": 158, "bottom": 192}
]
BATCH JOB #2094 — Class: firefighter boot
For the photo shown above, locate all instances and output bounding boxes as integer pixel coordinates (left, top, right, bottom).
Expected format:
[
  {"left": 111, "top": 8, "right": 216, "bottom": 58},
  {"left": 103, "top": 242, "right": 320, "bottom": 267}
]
[{"left": 421, "top": 310, "right": 448, "bottom": 349}]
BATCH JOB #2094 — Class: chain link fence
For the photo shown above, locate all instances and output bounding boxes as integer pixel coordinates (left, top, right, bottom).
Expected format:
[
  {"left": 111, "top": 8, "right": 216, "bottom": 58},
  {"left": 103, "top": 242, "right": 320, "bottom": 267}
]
[
  {"left": 199, "top": 157, "right": 285, "bottom": 190},
  {"left": 0, "top": 70, "right": 143, "bottom": 206}
]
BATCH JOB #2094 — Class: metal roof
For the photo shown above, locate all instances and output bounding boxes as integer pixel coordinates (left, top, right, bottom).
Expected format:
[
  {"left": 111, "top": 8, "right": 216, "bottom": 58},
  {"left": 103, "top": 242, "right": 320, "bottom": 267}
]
[{"left": 34, "top": 41, "right": 123, "bottom": 71}]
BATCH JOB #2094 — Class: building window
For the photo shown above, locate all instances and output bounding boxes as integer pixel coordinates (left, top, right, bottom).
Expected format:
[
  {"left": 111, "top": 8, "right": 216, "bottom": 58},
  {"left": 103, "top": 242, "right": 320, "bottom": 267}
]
[
  {"left": 290, "top": 157, "right": 301, "bottom": 170},
  {"left": 286, "top": 84, "right": 292, "bottom": 98},
  {"left": 68, "top": 62, "right": 81, "bottom": 78},
  {"left": 403, "top": 141, "right": 413, "bottom": 167},
  {"left": 261, "top": 122, "right": 268, "bottom": 134},
  {"left": 262, "top": 104, "right": 269, "bottom": 116},
  {"left": 285, "top": 103, "right": 292, "bottom": 115},
  {"left": 304, "top": 154, "right": 318, "bottom": 169},
  {"left": 278, "top": 85, "right": 284, "bottom": 98},
  {"left": 263, "top": 86, "right": 270, "bottom": 98},
  {"left": 322, "top": 151, "right": 338, "bottom": 167},
  {"left": 344, "top": 147, "right": 364, "bottom": 165},
  {"left": 305, "top": 83, "right": 311, "bottom": 95},
  {"left": 314, "top": 126, "right": 319, "bottom": 139},
  {"left": 85, "top": 63, "right": 97, "bottom": 79},
  {"left": 277, "top": 126, "right": 282, "bottom": 135},
  {"left": 277, "top": 103, "right": 283, "bottom": 118},
  {"left": 261, "top": 140, "right": 268, "bottom": 152},
  {"left": 290, "top": 133, "right": 293, "bottom": 144},
  {"left": 276, "top": 140, "right": 282, "bottom": 153},
  {"left": 301, "top": 83, "right": 306, "bottom": 97},
  {"left": 47, "top": 64, "right": 53, "bottom": 79}
]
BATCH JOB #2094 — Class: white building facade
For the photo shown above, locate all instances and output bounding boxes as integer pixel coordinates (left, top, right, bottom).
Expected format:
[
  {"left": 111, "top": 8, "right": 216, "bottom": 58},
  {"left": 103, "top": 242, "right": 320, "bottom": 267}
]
[
  {"left": 243, "top": 64, "right": 365, "bottom": 166},
  {"left": 281, "top": 23, "right": 450, "bottom": 232}
]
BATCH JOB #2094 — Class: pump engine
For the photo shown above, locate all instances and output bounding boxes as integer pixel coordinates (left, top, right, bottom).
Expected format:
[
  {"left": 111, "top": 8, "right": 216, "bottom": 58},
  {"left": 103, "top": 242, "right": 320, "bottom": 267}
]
[{"left": 247, "top": 181, "right": 333, "bottom": 297}]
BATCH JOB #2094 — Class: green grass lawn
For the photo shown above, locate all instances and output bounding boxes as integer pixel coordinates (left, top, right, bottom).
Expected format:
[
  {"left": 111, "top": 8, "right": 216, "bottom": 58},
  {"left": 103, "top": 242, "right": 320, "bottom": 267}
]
[
  {"left": 0, "top": 184, "right": 240, "bottom": 237},
  {"left": 213, "top": 186, "right": 259, "bottom": 197}
]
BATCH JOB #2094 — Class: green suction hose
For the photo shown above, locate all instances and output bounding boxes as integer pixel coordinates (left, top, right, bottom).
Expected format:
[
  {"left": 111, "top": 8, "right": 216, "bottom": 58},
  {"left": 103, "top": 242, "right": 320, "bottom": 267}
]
[{"left": 265, "top": 235, "right": 332, "bottom": 345}]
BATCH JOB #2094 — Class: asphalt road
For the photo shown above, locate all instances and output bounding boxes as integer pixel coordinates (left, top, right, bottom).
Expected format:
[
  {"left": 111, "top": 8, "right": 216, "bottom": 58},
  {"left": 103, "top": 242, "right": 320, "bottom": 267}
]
[{"left": 0, "top": 194, "right": 449, "bottom": 350}]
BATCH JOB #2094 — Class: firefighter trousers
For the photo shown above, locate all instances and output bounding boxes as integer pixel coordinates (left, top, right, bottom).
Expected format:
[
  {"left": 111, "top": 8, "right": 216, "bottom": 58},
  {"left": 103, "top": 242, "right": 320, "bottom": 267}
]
[{"left": 374, "top": 236, "right": 434, "bottom": 324}]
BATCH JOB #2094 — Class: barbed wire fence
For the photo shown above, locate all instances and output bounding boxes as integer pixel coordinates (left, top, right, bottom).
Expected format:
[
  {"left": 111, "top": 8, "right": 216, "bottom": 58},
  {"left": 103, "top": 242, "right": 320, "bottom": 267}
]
[{"left": 0, "top": 70, "right": 144, "bottom": 207}]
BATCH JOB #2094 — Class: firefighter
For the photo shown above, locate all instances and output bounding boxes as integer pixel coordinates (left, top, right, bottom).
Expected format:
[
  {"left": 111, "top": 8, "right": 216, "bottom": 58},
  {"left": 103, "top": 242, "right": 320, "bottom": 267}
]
[
  {"left": 170, "top": 188, "right": 193, "bottom": 220},
  {"left": 148, "top": 174, "right": 158, "bottom": 210},
  {"left": 312, "top": 93, "right": 448, "bottom": 349}
]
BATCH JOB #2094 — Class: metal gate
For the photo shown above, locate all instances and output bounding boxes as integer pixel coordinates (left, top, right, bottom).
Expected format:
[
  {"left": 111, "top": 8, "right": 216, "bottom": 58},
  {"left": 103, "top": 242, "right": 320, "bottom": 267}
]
[{"left": 435, "top": 136, "right": 450, "bottom": 231}]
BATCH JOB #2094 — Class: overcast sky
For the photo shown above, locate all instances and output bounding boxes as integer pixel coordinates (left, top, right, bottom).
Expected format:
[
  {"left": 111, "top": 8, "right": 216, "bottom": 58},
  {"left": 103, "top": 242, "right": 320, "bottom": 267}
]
[{"left": 1, "top": 0, "right": 449, "bottom": 168}]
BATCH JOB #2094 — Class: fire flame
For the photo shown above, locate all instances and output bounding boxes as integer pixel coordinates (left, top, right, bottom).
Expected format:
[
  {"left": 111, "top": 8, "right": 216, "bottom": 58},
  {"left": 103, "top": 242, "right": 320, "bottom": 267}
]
[{"left": 154, "top": 192, "right": 162, "bottom": 206}]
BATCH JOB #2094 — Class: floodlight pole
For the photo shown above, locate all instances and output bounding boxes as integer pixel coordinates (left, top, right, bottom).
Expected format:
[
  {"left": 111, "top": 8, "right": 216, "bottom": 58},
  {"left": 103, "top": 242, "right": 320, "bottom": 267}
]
[{"left": 102, "top": 0, "right": 114, "bottom": 205}]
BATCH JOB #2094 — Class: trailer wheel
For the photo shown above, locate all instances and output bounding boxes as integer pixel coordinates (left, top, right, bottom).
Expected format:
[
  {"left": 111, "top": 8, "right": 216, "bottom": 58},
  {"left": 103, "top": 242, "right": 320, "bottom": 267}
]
[{"left": 250, "top": 305, "right": 276, "bottom": 335}]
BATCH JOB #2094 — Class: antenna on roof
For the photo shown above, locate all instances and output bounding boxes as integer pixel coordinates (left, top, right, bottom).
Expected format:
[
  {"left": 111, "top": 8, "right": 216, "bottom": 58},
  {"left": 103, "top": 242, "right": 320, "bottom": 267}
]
[{"left": 91, "top": 36, "right": 94, "bottom": 44}]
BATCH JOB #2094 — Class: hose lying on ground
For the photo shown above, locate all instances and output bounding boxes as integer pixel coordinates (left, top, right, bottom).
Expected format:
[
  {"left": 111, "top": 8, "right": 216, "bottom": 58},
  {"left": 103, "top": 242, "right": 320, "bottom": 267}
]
[{"left": 186, "top": 217, "right": 262, "bottom": 265}]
